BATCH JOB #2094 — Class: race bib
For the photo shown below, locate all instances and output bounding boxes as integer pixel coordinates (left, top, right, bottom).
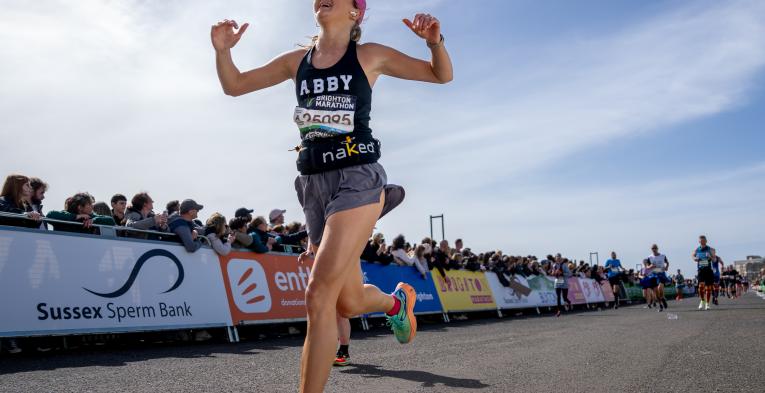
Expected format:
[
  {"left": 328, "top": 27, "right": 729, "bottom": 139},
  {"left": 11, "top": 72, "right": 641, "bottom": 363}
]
[
  {"left": 610, "top": 267, "right": 620, "bottom": 273},
  {"left": 294, "top": 94, "right": 356, "bottom": 140},
  {"left": 698, "top": 259, "right": 710, "bottom": 268}
]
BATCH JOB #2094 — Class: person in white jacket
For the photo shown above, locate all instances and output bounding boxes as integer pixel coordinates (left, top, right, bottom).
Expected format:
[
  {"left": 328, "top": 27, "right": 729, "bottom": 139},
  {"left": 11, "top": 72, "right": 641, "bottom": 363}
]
[
  {"left": 390, "top": 235, "right": 429, "bottom": 278},
  {"left": 204, "top": 213, "right": 236, "bottom": 256}
]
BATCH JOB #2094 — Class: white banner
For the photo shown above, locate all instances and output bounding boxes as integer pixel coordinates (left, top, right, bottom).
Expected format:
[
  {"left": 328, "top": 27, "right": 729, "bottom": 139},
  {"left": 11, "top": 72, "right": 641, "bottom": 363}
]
[
  {"left": 0, "top": 228, "right": 232, "bottom": 337},
  {"left": 485, "top": 272, "right": 558, "bottom": 309},
  {"left": 578, "top": 277, "right": 606, "bottom": 304},
  {"left": 486, "top": 272, "right": 607, "bottom": 309}
]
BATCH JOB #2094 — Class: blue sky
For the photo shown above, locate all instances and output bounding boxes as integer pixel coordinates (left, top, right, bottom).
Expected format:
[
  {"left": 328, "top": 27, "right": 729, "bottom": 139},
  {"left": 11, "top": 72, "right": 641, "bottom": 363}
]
[{"left": 1, "top": 0, "right": 763, "bottom": 276}]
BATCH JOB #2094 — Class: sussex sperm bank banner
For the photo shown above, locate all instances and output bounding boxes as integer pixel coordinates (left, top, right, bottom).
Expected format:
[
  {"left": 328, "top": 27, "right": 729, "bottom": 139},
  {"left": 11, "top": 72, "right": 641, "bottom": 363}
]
[
  {"left": 433, "top": 270, "right": 496, "bottom": 312},
  {"left": 360, "top": 262, "right": 442, "bottom": 316},
  {"left": 0, "top": 229, "right": 231, "bottom": 337},
  {"left": 218, "top": 251, "right": 314, "bottom": 323}
]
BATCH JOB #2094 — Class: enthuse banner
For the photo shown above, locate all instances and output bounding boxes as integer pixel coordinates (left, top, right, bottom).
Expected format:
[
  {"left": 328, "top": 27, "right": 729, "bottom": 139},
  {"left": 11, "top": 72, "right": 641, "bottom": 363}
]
[
  {"left": 433, "top": 270, "right": 496, "bottom": 312},
  {"left": 218, "top": 251, "right": 314, "bottom": 324}
]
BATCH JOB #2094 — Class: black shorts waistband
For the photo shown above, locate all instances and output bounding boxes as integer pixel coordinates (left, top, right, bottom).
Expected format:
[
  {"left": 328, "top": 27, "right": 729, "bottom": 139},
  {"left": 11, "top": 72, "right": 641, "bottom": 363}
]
[{"left": 296, "top": 134, "right": 381, "bottom": 175}]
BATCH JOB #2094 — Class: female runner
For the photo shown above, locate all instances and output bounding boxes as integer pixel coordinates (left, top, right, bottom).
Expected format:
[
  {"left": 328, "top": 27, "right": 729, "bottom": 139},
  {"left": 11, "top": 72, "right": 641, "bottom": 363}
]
[{"left": 211, "top": 1, "right": 453, "bottom": 391}]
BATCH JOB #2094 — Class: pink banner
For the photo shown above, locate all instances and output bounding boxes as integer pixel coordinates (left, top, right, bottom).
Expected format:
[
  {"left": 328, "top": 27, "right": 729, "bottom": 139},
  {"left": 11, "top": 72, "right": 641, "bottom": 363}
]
[
  {"left": 599, "top": 280, "right": 615, "bottom": 302},
  {"left": 566, "top": 278, "right": 587, "bottom": 304}
]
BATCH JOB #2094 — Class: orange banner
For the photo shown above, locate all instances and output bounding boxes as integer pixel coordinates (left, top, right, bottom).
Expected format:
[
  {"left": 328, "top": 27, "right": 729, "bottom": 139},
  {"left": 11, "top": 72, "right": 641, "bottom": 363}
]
[{"left": 219, "top": 251, "right": 313, "bottom": 323}]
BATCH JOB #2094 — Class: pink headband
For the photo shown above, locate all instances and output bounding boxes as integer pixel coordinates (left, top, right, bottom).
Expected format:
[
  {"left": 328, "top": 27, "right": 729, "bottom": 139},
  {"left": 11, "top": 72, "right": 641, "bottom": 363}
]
[{"left": 355, "top": 0, "right": 366, "bottom": 25}]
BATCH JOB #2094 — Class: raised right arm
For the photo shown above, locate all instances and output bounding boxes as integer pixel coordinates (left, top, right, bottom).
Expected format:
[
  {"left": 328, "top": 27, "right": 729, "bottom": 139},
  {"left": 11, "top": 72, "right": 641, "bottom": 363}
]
[
  {"left": 216, "top": 48, "right": 304, "bottom": 96},
  {"left": 211, "top": 20, "right": 304, "bottom": 96}
]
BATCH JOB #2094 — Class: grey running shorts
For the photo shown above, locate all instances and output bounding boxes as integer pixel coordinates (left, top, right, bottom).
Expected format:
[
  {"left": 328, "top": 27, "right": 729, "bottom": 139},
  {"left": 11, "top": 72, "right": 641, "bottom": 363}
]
[{"left": 294, "top": 162, "right": 405, "bottom": 246}]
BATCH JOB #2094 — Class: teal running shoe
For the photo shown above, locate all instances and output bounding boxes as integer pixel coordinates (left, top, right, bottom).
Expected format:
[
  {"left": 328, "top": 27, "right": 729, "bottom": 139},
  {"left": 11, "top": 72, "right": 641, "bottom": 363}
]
[{"left": 386, "top": 282, "right": 417, "bottom": 344}]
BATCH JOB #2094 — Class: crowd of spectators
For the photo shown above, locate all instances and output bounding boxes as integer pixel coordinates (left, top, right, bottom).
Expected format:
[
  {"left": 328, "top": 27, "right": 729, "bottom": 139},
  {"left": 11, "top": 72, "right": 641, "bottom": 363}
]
[
  {"left": 0, "top": 174, "right": 308, "bottom": 255},
  {"left": 357, "top": 234, "right": 700, "bottom": 293},
  {"left": 0, "top": 174, "right": 701, "bottom": 289}
]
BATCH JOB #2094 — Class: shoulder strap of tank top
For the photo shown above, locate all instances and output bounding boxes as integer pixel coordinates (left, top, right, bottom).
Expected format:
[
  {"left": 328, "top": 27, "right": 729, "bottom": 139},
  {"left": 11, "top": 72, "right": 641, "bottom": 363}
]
[
  {"left": 298, "top": 46, "right": 315, "bottom": 74},
  {"left": 340, "top": 40, "right": 359, "bottom": 67}
]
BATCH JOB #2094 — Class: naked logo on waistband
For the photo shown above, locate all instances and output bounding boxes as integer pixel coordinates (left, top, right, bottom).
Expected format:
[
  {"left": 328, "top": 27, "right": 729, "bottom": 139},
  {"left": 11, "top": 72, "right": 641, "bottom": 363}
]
[
  {"left": 322, "top": 136, "right": 377, "bottom": 164},
  {"left": 83, "top": 249, "right": 185, "bottom": 298}
]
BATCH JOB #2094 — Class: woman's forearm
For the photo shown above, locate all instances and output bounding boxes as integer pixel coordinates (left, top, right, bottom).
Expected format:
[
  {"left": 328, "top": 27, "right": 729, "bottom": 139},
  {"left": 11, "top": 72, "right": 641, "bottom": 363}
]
[
  {"left": 429, "top": 41, "right": 453, "bottom": 83},
  {"left": 216, "top": 49, "right": 243, "bottom": 96}
]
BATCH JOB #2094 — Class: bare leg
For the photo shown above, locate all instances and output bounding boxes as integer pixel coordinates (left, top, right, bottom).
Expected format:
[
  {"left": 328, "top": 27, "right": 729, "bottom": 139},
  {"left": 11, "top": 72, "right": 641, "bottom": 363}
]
[
  {"left": 299, "top": 192, "right": 393, "bottom": 393},
  {"left": 336, "top": 314, "right": 351, "bottom": 346}
]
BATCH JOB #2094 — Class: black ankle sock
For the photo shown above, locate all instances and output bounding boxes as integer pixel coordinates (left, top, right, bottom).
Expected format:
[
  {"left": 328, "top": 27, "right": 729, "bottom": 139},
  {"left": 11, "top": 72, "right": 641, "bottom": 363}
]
[{"left": 338, "top": 344, "right": 349, "bottom": 356}]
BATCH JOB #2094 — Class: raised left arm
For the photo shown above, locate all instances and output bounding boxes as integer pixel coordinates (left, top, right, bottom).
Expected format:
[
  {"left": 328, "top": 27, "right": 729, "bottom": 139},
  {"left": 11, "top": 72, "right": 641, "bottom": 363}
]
[{"left": 367, "top": 13, "right": 453, "bottom": 84}]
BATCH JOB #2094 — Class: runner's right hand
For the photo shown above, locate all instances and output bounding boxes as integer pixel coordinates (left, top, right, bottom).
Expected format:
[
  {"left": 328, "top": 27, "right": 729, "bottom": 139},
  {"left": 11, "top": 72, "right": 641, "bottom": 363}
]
[{"left": 211, "top": 19, "right": 249, "bottom": 51}]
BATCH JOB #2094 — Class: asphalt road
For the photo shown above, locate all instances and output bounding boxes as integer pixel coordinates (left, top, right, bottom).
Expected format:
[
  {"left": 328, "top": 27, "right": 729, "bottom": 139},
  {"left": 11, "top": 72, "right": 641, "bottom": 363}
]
[{"left": 2, "top": 293, "right": 764, "bottom": 393}]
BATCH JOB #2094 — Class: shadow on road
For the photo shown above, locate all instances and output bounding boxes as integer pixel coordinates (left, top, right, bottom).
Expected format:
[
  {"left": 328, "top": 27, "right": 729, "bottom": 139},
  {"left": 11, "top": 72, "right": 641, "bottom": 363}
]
[
  {"left": 0, "top": 340, "right": 285, "bottom": 374},
  {"left": 340, "top": 363, "right": 491, "bottom": 389}
]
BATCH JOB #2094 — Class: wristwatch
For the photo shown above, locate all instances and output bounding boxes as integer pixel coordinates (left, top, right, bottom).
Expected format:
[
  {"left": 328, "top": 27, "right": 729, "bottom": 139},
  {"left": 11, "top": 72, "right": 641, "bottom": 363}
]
[{"left": 427, "top": 34, "right": 445, "bottom": 49}]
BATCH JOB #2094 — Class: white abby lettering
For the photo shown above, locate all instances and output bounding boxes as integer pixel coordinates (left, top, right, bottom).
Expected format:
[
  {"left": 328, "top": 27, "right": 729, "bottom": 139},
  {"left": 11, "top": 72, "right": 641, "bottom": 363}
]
[{"left": 299, "top": 75, "right": 353, "bottom": 96}]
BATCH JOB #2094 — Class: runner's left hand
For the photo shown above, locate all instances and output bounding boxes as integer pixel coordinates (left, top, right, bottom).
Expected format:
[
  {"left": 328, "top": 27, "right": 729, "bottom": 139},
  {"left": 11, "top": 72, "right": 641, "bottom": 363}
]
[
  {"left": 298, "top": 250, "right": 313, "bottom": 265},
  {"left": 403, "top": 13, "right": 441, "bottom": 45}
]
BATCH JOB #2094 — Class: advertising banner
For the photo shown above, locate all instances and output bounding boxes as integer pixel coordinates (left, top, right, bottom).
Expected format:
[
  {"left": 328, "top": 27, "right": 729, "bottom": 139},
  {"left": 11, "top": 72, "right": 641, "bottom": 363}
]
[
  {"left": 433, "top": 270, "right": 496, "bottom": 312},
  {"left": 487, "top": 273, "right": 610, "bottom": 309},
  {"left": 527, "top": 274, "right": 559, "bottom": 307},
  {"left": 218, "top": 251, "right": 313, "bottom": 324},
  {"left": 0, "top": 229, "right": 231, "bottom": 337},
  {"left": 579, "top": 278, "right": 605, "bottom": 304},
  {"left": 360, "top": 262, "right": 443, "bottom": 316},
  {"left": 486, "top": 273, "right": 557, "bottom": 309},
  {"left": 566, "top": 277, "right": 587, "bottom": 305},
  {"left": 598, "top": 280, "right": 616, "bottom": 302}
]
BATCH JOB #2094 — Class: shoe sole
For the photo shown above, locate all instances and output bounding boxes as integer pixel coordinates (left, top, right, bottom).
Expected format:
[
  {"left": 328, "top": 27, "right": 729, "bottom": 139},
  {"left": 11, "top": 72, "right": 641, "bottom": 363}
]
[
  {"left": 395, "top": 282, "right": 417, "bottom": 344},
  {"left": 333, "top": 360, "right": 350, "bottom": 367}
]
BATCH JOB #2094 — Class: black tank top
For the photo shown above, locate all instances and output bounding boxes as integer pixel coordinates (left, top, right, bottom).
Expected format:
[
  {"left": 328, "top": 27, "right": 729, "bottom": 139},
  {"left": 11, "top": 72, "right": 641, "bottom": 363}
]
[{"left": 294, "top": 41, "right": 373, "bottom": 141}]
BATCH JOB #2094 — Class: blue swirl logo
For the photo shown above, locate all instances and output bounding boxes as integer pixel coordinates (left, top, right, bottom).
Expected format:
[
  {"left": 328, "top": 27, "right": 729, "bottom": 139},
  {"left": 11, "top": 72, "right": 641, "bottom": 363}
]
[{"left": 83, "top": 249, "right": 185, "bottom": 298}]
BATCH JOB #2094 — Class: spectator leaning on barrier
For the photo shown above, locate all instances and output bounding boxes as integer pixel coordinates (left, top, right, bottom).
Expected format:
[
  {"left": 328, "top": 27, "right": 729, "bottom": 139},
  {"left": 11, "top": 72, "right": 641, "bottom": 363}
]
[
  {"left": 205, "top": 213, "right": 235, "bottom": 256},
  {"left": 389, "top": 235, "right": 429, "bottom": 278},
  {"left": 125, "top": 193, "right": 168, "bottom": 238},
  {"left": 29, "top": 177, "right": 48, "bottom": 229},
  {"left": 0, "top": 174, "right": 43, "bottom": 228},
  {"left": 432, "top": 240, "right": 452, "bottom": 278},
  {"left": 229, "top": 216, "right": 253, "bottom": 249},
  {"left": 361, "top": 232, "right": 391, "bottom": 265},
  {"left": 452, "top": 238, "right": 463, "bottom": 255},
  {"left": 46, "top": 192, "right": 116, "bottom": 233},
  {"left": 110, "top": 194, "right": 127, "bottom": 225},
  {"left": 248, "top": 216, "right": 278, "bottom": 252},
  {"left": 168, "top": 199, "right": 204, "bottom": 253}
]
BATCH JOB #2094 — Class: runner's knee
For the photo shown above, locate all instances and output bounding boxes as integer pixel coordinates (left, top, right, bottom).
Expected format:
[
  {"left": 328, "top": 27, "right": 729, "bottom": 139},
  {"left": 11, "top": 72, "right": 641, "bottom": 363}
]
[{"left": 304, "top": 280, "right": 337, "bottom": 317}]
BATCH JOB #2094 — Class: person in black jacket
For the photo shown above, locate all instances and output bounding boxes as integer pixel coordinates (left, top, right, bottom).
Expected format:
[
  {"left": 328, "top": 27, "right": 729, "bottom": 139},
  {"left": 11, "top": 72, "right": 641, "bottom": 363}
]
[
  {"left": 0, "top": 174, "right": 43, "bottom": 228},
  {"left": 360, "top": 233, "right": 392, "bottom": 264}
]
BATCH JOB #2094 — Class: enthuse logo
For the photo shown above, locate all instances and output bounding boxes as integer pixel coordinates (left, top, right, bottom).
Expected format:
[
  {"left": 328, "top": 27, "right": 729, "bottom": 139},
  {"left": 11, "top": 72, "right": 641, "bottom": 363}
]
[{"left": 226, "top": 259, "right": 272, "bottom": 313}]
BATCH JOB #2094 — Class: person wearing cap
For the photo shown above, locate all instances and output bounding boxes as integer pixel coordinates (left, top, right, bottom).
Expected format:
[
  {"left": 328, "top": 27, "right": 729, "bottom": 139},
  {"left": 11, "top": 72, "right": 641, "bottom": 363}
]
[
  {"left": 231, "top": 209, "right": 255, "bottom": 248},
  {"left": 268, "top": 208, "right": 286, "bottom": 228},
  {"left": 213, "top": 0, "right": 452, "bottom": 390},
  {"left": 168, "top": 199, "right": 204, "bottom": 253},
  {"left": 235, "top": 207, "right": 254, "bottom": 221}
]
